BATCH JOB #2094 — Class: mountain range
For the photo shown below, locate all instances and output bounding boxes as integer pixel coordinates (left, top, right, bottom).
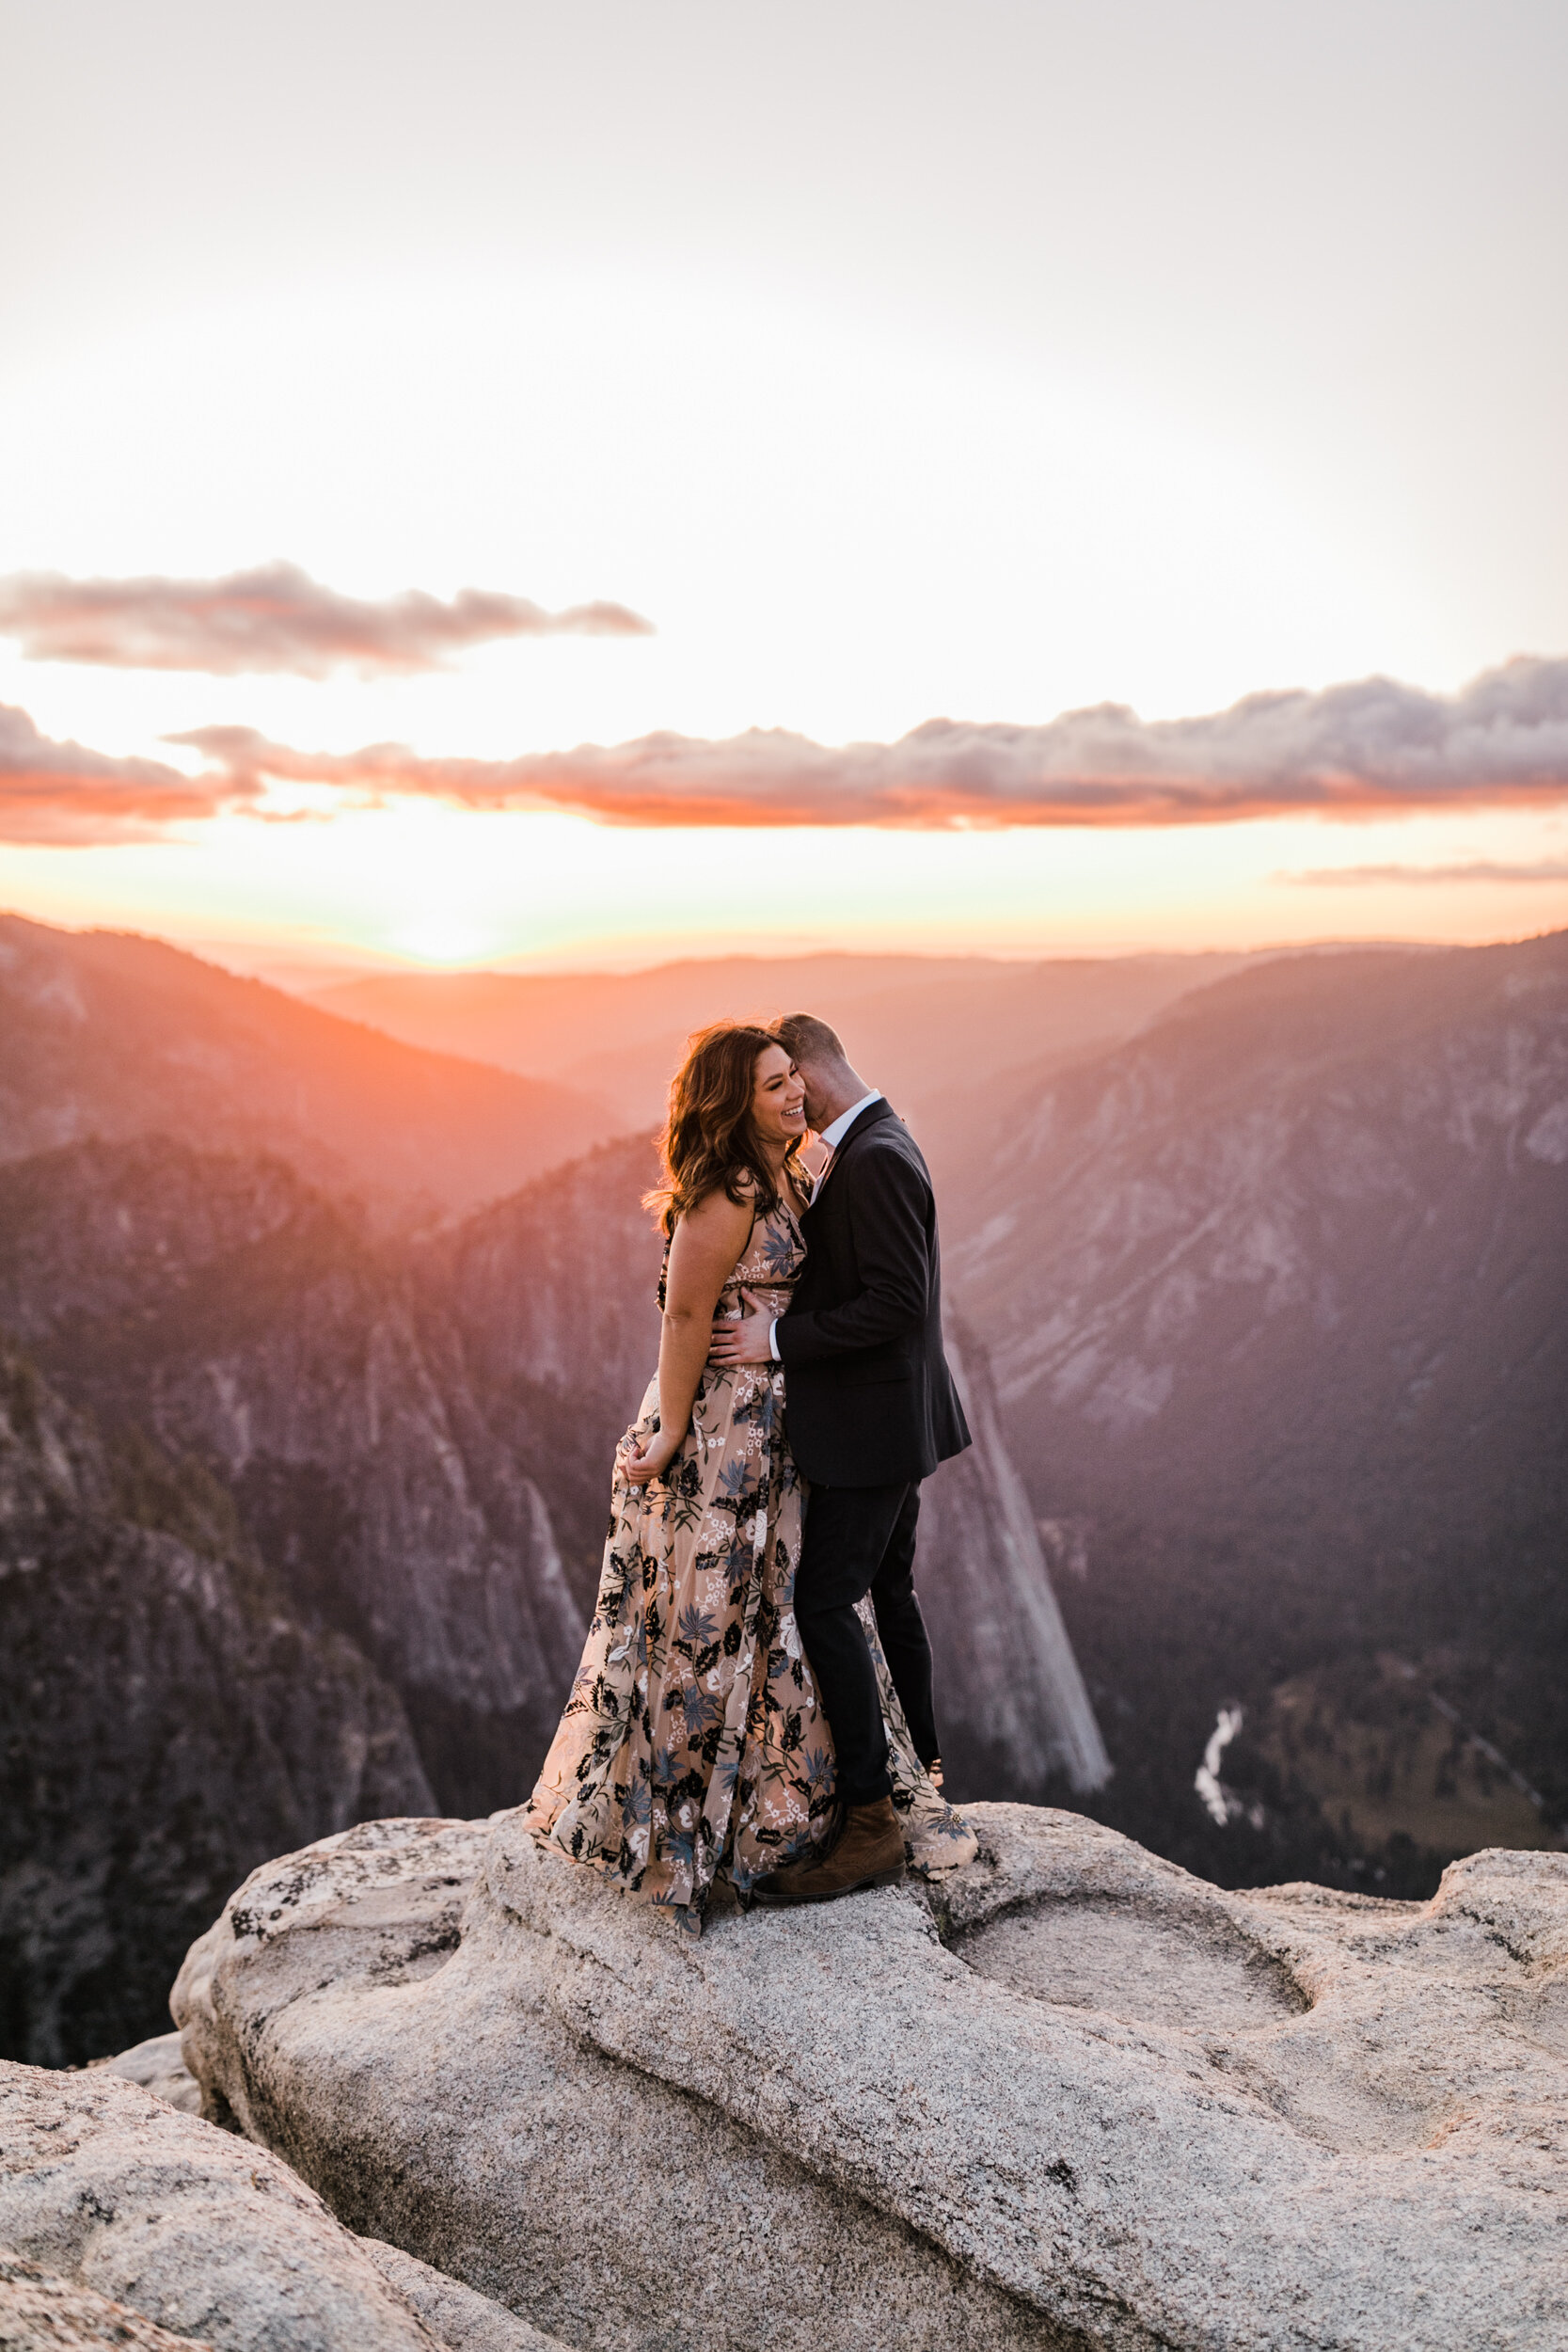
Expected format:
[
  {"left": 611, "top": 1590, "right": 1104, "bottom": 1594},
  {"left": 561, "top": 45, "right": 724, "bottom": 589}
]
[
  {"left": 0, "top": 914, "right": 613, "bottom": 1224},
  {"left": 312, "top": 946, "right": 1261, "bottom": 1133},
  {"left": 946, "top": 930, "right": 1568, "bottom": 1883},
  {"left": 1, "top": 909, "right": 1562, "bottom": 2058},
  {"left": 0, "top": 918, "right": 1113, "bottom": 2058}
]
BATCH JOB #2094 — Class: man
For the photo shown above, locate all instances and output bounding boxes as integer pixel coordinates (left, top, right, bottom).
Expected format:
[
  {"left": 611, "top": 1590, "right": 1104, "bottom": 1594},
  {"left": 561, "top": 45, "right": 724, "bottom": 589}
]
[{"left": 708, "top": 1010, "right": 971, "bottom": 1901}]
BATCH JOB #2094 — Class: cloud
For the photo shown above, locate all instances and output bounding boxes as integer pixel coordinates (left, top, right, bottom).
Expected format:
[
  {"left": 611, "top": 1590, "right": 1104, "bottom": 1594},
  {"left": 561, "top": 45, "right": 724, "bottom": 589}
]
[
  {"left": 1282, "top": 857, "right": 1568, "bottom": 886},
  {"left": 0, "top": 563, "right": 655, "bottom": 677},
  {"left": 0, "top": 704, "right": 258, "bottom": 844},
  {"left": 176, "top": 656, "right": 1568, "bottom": 829},
  {"left": 13, "top": 655, "right": 1568, "bottom": 847}
]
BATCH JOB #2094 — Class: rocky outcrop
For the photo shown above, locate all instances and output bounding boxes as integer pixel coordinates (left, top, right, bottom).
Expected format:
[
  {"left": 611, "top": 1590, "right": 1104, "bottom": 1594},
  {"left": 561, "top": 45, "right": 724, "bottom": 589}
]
[
  {"left": 91, "top": 2030, "right": 203, "bottom": 2115},
  {"left": 921, "top": 1331, "right": 1109, "bottom": 1795},
  {"left": 0, "top": 2251, "right": 214, "bottom": 2351},
  {"left": 0, "top": 1340, "right": 432, "bottom": 2064},
  {"left": 0, "top": 2063, "right": 434, "bottom": 2349},
  {"left": 175, "top": 1806, "right": 1568, "bottom": 2350},
  {"left": 353, "top": 2244, "right": 565, "bottom": 2352},
  {"left": 0, "top": 2059, "right": 573, "bottom": 2351}
]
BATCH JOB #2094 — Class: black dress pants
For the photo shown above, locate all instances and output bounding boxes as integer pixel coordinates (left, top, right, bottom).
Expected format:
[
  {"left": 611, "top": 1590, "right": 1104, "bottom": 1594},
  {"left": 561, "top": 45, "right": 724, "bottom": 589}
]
[{"left": 793, "top": 1479, "right": 940, "bottom": 1808}]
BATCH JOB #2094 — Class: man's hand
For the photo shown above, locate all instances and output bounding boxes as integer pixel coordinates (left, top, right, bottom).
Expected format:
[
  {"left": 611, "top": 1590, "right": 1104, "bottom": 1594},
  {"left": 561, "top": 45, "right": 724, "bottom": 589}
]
[{"left": 708, "top": 1287, "right": 775, "bottom": 1368}]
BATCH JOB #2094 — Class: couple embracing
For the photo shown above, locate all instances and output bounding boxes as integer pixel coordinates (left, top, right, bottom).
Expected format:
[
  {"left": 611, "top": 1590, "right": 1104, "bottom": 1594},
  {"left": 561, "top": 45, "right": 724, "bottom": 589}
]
[{"left": 524, "top": 1012, "right": 976, "bottom": 1935}]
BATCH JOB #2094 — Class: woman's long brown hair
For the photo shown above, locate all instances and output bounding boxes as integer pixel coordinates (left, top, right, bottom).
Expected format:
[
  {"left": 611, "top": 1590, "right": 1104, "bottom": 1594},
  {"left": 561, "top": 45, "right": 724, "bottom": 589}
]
[{"left": 645, "top": 1020, "right": 801, "bottom": 1235}]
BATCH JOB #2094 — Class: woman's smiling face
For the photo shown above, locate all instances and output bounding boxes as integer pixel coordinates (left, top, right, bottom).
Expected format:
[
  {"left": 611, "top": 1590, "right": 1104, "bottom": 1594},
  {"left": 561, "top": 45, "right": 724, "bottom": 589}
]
[{"left": 752, "top": 1042, "right": 806, "bottom": 1151}]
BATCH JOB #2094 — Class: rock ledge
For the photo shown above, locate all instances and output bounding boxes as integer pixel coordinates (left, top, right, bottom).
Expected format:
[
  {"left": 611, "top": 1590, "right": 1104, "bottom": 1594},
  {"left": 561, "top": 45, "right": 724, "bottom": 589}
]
[{"left": 169, "top": 1804, "right": 1568, "bottom": 2350}]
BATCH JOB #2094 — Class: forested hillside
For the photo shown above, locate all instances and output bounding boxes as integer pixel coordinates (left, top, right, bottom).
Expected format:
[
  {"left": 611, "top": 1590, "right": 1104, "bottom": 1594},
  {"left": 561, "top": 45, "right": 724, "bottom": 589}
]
[
  {"left": 945, "top": 931, "right": 1568, "bottom": 1888},
  {"left": 0, "top": 1337, "right": 431, "bottom": 2065}
]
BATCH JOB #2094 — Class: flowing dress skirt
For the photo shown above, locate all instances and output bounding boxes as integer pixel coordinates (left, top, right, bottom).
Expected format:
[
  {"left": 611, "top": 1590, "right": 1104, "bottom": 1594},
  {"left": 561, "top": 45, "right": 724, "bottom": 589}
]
[{"left": 525, "top": 1227, "right": 974, "bottom": 1932}]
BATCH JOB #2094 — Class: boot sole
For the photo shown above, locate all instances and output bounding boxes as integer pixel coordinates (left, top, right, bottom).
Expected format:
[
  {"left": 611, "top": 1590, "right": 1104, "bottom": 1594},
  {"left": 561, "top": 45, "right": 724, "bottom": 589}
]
[{"left": 752, "top": 1861, "right": 907, "bottom": 1908}]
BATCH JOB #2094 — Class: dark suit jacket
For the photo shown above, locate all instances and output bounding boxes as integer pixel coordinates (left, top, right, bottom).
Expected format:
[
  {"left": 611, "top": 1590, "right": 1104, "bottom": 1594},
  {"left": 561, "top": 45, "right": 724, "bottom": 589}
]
[{"left": 776, "top": 1099, "right": 971, "bottom": 1487}]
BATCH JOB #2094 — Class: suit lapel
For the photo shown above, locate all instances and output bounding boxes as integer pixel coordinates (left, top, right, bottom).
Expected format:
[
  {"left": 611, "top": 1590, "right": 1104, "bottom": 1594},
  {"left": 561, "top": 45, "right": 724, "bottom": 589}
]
[{"left": 804, "top": 1099, "right": 895, "bottom": 1215}]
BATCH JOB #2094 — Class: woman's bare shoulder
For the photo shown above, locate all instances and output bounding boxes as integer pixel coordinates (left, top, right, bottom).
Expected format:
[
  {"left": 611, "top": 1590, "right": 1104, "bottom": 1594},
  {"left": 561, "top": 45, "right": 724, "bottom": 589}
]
[{"left": 677, "top": 1180, "right": 756, "bottom": 1238}]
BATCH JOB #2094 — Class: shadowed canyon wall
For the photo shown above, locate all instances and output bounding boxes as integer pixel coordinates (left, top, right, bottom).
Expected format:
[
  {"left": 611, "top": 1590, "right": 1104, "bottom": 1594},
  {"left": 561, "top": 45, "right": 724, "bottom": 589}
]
[{"left": 0, "top": 1338, "right": 431, "bottom": 2064}]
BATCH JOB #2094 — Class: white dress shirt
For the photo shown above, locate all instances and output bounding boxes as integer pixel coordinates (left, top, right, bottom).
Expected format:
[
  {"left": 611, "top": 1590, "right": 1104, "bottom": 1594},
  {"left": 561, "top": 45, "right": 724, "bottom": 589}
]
[
  {"left": 816, "top": 1089, "right": 883, "bottom": 1153},
  {"left": 768, "top": 1090, "right": 882, "bottom": 1359}
]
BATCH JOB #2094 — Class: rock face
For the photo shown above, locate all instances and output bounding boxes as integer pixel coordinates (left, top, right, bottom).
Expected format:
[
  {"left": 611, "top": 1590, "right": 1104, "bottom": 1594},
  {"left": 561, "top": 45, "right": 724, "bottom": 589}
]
[
  {"left": 0, "top": 1339, "right": 432, "bottom": 2065},
  {"left": 176, "top": 1806, "right": 1568, "bottom": 2350},
  {"left": 2, "top": 1130, "right": 1105, "bottom": 1820},
  {"left": 954, "top": 933, "right": 1568, "bottom": 1515},
  {"left": 0, "top": 2250, "right": 214, "bottom": 2351},
  {"left": 0, "top": 2060, "right": 568, "bottom": 2352},
  {"left": 0, "top": 2061, "right": 444, "bottom": 2351},
  {"left": 920, "top": 1332, "right": 1109, "bottom": 1794},
  {"left": 91, "top": 2031, "right": 204, "bottom": 2116},
  {"left": 353, "top": 2243, "right": 565, "bottom": 2352},
  {"left": 0, "top": 1137, "right": 588, "bottom": 1819},
  {"left": 943, "top": 930, "right": 1568, "bottom": 1878}
]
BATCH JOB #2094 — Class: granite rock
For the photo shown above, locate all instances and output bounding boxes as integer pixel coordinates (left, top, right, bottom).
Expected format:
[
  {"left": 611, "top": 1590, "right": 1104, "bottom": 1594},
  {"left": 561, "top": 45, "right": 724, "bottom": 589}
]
[
  {"left": 90, "top": 2034, "right": 201, "bottom": 2117},
  {"left": 356, "top": 2243, "right": 568, "bottom": 2352},
  {"left": 174, "top": 1804, "right": 1568, "bottom": 2350},
  {"left": 0, "top": 2062, "right": 447, "bottom": 2352},
  {"left": 67, "top": 2039, "right": 566, "bottom": 2352},
  {"left": 0, "top": 2250, "right": 213, "bottom": 2351}
]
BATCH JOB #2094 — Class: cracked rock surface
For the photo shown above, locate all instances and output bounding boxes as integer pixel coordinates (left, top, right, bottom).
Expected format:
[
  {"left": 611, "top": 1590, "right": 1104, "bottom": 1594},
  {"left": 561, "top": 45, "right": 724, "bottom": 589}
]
[{"left": 171, "top": 1804, "right": 1568, "bottom": 2349}]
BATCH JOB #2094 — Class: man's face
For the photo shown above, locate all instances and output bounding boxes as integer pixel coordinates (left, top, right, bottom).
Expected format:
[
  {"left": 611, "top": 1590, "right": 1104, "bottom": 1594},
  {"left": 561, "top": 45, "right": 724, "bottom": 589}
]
[{"left": 794, "top": 1057, "right": 833, "bottom": 1131}]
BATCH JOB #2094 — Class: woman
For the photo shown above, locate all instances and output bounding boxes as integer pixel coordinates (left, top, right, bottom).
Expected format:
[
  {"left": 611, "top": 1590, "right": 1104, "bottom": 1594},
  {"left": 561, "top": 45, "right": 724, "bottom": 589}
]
[{"left": 524, "top": 1020, "right": 974, "bottom": 1934}]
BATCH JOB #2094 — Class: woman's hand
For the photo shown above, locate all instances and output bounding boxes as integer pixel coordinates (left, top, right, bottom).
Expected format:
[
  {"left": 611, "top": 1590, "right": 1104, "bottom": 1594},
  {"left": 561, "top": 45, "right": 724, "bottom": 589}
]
[{"left": 622, "top": 1425, "right": 682, "bottom": 1486}]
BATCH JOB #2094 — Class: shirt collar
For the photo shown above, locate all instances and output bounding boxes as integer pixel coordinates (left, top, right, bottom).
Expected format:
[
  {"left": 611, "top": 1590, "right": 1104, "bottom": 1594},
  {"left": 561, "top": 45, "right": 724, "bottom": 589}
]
[{"left": 817, "top": 1089, "right": 882, "bottom": 1152}]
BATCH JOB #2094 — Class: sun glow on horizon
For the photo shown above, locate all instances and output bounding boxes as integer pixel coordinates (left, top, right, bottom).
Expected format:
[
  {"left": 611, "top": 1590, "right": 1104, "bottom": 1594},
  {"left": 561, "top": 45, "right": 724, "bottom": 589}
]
[
  {"left": 3, "top": 4, "right": 1565, "bottom": 974},
  {"left": 5, "top": 789, "right": 1565, "bottom": 982}
]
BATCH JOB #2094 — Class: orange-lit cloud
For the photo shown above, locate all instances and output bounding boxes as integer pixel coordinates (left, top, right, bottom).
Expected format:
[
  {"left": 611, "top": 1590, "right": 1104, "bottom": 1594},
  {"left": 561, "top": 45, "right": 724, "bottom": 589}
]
[
  {"left": 0, "top": 704, "right": 257, "bottom": 843},
  {"left": 1284, "top": 857, "right": 1568, "bottom": 885},
  {"left": 176, "top": 656, "right": 1568, "bottom": 829},
  {"left": 0, "top": 563, "right": 654, "bottom": 677},
  {"left": 8, "top": 657, "right": 1568, "bottom": 849}
]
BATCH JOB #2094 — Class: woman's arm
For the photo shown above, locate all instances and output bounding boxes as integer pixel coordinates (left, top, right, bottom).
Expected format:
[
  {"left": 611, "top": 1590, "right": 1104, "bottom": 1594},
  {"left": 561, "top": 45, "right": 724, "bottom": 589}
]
[{"left": 624, "top": 1185, "right": 754, "bottom": 1485}]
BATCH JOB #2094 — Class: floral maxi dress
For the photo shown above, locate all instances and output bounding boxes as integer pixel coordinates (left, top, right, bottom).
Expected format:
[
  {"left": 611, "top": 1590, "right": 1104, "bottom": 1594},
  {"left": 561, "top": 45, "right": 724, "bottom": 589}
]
[{"left": 523, "top": 1189, "right": 976, "bottom": 1932}]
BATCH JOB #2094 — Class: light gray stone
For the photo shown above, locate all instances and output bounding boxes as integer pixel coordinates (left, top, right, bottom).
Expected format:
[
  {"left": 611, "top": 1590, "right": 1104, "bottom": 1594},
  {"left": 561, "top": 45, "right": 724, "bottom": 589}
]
[
  {"left": 0, "top": 2063, "right": 447, "bottom": 2352},
  {"left": 90, "top": 2033, "right": 201, "bottom": 2116},
  {"left": 356, "top": 2242, "right": 569, "bottom": 2352},
  {"left": 0, "top": 2249, "right": 214, "bottom": 2350},
  {"left": 174, "top": 1804, "right": 1568, "bottom": 2351}
]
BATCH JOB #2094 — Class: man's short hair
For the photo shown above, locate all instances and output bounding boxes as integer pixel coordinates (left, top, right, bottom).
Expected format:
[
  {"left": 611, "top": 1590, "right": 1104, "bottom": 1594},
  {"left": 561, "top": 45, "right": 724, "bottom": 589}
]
[{"left": 773, "top": 1010, "right": 847, "bottom": 1064}]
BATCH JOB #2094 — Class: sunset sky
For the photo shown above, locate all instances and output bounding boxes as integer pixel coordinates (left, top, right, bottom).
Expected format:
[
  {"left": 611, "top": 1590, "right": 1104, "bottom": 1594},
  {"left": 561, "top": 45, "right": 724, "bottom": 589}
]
[{"left": 3, "top": 0, "right": 1566, "bottom": 975}]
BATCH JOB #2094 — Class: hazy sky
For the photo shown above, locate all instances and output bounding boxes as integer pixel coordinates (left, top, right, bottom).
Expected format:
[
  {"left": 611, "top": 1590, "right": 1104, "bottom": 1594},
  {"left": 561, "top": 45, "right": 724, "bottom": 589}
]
[{"left": 3, "top": 0, "right": 1565, "bottom": 969}]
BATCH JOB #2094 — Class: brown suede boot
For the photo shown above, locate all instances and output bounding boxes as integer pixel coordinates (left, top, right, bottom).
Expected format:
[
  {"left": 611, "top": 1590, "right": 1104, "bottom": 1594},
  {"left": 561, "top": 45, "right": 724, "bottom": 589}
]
[{"left": 751, "top": 1797, "right": 906, "bottom": 1906}]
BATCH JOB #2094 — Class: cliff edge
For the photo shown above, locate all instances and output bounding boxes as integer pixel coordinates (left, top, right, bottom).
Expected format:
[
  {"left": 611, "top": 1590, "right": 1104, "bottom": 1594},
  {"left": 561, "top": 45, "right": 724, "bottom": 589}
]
[{"left": 167, "top": 1804, "right": 1568, "bottom": 2350}]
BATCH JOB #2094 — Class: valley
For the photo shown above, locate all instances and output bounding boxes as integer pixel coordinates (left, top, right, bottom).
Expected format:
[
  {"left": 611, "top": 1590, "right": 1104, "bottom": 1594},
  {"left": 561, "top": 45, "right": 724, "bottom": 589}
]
[{"left": 1, "top": 912, "right": 1562, "bottom": 2059}]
